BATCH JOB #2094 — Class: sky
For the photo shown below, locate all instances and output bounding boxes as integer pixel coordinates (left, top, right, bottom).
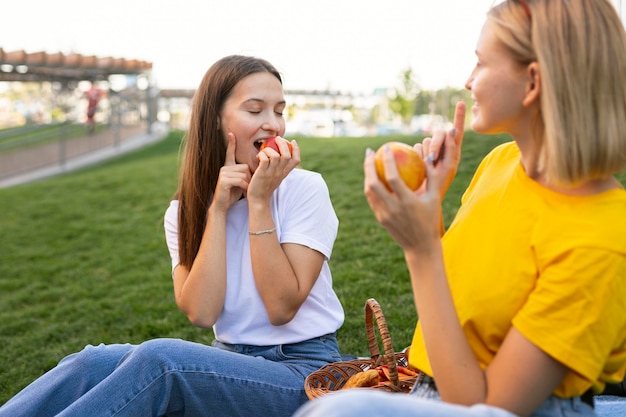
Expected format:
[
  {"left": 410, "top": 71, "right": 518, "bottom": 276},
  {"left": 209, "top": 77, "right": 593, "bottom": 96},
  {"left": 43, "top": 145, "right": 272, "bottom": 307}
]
[{"left": 2, "top": 0, "right": 625, "bottom": 94}]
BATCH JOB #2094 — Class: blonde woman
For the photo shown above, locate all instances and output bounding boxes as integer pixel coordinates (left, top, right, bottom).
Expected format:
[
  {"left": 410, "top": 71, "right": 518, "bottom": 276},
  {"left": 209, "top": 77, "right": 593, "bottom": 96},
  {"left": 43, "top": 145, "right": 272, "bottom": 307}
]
[{"left": 295, "top": 1, "right": 626, "bottom": 416}]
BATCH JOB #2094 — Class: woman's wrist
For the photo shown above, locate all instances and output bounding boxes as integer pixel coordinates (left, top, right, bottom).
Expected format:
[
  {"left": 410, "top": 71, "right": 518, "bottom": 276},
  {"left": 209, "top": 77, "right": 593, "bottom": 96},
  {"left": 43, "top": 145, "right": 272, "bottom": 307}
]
[
  {"left": 247, "top": 197, "right": 275, "bottom": 235},
  {"left": 246, "top": 195, "right": 271, "bottom": 211},
  {"left": 207, "top": 203, "right": 228, "bottom": 220},
  {"left": 404, "top": 238, "right": 443, "bottom": 265},
  {"left": 249, "top": 227, "right": 276, "bottom": 236}
]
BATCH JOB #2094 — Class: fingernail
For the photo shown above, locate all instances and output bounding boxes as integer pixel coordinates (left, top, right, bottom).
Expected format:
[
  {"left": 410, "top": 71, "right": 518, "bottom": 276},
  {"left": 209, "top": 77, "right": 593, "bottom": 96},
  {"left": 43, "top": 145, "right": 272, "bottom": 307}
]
[
  {"left": 427, "top": 152, "right": 435, "bottom": 164},
  {"left": 365, "top": 148, "right": 373, "bottom": 156},
  {"left": 450, "top": 128, "right": 456, "bottom": 137}
]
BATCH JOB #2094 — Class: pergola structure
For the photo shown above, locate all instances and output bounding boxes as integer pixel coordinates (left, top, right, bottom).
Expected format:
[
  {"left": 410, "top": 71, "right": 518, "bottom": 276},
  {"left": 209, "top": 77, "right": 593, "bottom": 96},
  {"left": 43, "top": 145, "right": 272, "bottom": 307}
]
[
  {"left": 0, "top": 48, "right": 158, "bottom": 133},
  {"left": 0, "top": 48, "right": 152, "bottom": 84}
]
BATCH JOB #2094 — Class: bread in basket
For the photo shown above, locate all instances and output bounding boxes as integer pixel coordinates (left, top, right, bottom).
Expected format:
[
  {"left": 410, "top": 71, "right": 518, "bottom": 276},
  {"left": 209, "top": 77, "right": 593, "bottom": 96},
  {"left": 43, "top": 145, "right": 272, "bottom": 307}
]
[{"left": 304, "top": 298, "right": 418, "bottom": 399}]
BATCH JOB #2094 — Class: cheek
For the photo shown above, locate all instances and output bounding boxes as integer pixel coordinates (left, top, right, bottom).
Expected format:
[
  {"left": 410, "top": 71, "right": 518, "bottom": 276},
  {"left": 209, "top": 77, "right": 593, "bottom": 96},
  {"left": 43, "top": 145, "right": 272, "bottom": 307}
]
[
  {"left": 472, "top": 74, "right": 492, "bottom": 100},
  {"left": 221, "top": 114, "right": 248, "bottom": 139},
  {"left": 226, "top": 115, "right": 255, "bottom": 137}
]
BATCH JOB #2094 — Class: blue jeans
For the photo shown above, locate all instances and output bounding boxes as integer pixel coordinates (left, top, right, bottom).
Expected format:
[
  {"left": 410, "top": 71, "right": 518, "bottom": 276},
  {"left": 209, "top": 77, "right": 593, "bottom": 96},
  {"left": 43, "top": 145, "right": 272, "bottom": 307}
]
[
  {"left": 0, "top": 335, "right": 342, "bottom": 417},
  {"left": 293, "top": 372, "right": 597, "bottom": 417}
]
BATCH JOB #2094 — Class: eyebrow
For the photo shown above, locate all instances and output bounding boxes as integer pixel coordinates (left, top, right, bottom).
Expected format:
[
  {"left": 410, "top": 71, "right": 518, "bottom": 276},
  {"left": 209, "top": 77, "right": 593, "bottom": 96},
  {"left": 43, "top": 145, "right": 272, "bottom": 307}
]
[{"left": 244, "top": 98, "right": 286, "bottom": 106}]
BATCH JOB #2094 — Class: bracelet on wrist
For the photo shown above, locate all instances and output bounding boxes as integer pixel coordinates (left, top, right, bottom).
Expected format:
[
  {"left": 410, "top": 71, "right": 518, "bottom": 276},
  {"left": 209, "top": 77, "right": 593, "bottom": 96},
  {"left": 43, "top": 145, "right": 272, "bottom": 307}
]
[{"left": 248, "top": 228, "right": 276, "bottom": 236}]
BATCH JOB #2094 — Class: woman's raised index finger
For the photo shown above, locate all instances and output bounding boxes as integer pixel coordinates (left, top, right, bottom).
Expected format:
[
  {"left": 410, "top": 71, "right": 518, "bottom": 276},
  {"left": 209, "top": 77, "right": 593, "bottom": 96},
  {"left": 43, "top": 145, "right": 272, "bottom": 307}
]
[
  {"left": 452, "top": 101, "right": 466, "bottom": 146},
  {"left": 224, "top": 133, "right": 237, "bottom": 166}
]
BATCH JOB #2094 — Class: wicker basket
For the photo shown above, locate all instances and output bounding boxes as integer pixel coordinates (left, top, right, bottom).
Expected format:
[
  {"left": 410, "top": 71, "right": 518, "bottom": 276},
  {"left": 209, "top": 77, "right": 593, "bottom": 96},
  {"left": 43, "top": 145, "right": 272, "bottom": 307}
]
[{"left": 305, "top": 298, "right": 417, "bottom": 399}]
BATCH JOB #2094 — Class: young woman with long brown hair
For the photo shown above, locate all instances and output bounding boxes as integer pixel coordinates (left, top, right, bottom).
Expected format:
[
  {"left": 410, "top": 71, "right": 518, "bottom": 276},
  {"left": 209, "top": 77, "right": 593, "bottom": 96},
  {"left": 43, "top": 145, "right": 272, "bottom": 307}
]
[{"left": 0, "top": 55, "right": 345, "bottom": 417}]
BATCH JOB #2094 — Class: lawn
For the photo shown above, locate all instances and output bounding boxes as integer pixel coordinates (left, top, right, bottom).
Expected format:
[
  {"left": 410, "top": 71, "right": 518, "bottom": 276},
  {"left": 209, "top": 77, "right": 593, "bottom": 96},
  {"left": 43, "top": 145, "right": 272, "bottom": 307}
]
[{"left": 1, "top": 130, "right": 624, "bottom": 404}]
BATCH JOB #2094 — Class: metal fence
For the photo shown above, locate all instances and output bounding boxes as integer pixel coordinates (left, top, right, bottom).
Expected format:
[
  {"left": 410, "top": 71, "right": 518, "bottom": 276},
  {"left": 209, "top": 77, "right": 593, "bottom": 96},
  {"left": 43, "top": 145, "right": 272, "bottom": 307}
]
[{"left": 0, "top": 120, "right": 147, "bottom": 182}]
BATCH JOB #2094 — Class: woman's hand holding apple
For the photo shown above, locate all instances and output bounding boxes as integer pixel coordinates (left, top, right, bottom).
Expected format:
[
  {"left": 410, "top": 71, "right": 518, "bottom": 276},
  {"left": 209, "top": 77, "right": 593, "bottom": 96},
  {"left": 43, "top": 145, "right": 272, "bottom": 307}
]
[{"left": 250, "top": 136, "right": 300, "bottom": 203}]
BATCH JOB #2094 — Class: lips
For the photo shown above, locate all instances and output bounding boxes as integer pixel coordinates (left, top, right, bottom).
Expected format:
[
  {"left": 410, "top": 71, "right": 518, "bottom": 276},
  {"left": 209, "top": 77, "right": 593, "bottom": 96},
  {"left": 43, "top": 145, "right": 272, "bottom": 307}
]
[
  {"left": 470, "top": 98, "right": 479, "bottom": 114},
  {"left": 254, "top": 138, "right": 268, "bottom": 151}
]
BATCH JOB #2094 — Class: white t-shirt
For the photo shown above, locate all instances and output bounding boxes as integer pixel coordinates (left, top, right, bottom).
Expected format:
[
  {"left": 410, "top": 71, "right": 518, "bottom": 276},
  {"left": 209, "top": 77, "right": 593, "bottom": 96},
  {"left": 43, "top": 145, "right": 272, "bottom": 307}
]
[{"left": 164, "top": 168, "right": 345, "bottom": 345}]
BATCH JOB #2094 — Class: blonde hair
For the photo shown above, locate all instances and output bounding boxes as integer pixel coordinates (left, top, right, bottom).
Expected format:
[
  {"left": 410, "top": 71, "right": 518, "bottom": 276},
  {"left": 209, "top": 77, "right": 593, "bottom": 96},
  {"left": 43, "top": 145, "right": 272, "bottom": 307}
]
[{"left": 489, "top": 0, "right": 626, "bottom": 185}]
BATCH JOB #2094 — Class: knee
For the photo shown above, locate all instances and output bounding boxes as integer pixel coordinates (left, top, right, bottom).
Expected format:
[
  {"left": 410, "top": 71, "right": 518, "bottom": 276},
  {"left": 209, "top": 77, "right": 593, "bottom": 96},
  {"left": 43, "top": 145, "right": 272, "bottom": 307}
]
[
  {"left": 58, "top": 343, "right": 132, "bottom": 376},
  {"left": 118, "top": 338, "right": 184, "bottom": 370}
]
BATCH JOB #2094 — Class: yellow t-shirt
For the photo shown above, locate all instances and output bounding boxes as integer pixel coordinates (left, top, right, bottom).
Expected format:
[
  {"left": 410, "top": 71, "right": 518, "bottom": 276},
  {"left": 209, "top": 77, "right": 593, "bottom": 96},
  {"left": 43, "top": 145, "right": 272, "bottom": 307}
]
[{"left": 409, "top": 141, "right": 626, "bottom": 397}]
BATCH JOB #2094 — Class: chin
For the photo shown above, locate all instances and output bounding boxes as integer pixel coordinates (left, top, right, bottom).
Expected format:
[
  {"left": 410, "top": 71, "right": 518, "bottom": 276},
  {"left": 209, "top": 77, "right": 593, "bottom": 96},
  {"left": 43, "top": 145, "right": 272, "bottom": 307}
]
[
  {"left": 470, "top": 117, "right": 495, "bottom": 135},
  {"left": 470, "top": 120, "right": 486, "bottom": 134}
]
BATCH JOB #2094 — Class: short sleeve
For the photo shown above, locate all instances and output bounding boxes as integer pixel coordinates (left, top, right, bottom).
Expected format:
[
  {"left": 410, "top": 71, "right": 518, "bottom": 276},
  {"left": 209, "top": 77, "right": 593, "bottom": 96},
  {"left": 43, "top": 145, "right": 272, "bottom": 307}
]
[
  {"left": 163, "top": 200, "right": 180, "bottom": 277},
  {"left": 513, "top": 247, "right": 626, "bottom": 394},
  {"left": 277, "top": 172, "right": 338, "bottom": 260}
]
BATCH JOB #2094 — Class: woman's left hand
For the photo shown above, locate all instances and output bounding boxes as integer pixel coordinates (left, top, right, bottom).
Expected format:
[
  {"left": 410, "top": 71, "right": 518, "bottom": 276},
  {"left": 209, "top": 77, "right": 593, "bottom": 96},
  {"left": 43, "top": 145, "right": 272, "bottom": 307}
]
[
  {"left": 247, "top": 136, "right": 300, "bottom": 202},
  {"left": 415, "top": 101, "right": 466, "bottom": 200}
]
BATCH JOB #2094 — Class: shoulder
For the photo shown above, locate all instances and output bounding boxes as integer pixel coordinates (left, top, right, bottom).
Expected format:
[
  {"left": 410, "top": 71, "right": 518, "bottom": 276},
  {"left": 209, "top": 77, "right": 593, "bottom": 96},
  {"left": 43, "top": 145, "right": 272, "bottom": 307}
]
[
  {"left": 535, "top": 190, "right": 626, "bottom": 254},
  {"left": 164, "top": 200, "right": 179, "bottom": 229},
  {"left": 284, "top": 168, "right": 325, "bottom": 182},
  {"left": 165, "top": 200, "right": 179, "bottom": 219},
  {"left": 482, "top": 141, "right": 520, "bottom": 165},
  {"left": 279, "top": 169, "right": 329, "bottom": 194},
  {"left": 472, "top": 141, "right": 520, "bottom": 181},
  {"left": 462, "top": 142, "right": 520, "bottom": 201}
]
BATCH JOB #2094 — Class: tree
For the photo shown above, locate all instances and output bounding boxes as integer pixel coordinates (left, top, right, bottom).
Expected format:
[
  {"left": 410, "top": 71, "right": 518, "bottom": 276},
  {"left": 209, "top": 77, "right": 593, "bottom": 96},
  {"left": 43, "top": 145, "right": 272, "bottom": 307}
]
[
  {"left": 414, "top": 90, "right": 433, "bottom": 116},
  {"left": 389, "top": 67, "right": 420, "bottom": 128}
]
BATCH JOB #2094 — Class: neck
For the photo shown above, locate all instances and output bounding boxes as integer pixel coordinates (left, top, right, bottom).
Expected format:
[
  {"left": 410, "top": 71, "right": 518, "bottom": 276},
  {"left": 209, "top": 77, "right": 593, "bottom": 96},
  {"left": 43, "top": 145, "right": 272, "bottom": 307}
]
[
  {"left": 516, "top": 140, "right": 620, "bottom": 196},
  {"left": 543, "top": 177, "right": 620, "bottom": 196}
]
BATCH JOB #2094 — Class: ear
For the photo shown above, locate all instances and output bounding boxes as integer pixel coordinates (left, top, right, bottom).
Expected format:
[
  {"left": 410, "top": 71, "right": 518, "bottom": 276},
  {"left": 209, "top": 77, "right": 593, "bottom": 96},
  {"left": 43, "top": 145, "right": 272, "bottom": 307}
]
[{"left": 522, "top": 62, "right": 541, "bottom": 106}]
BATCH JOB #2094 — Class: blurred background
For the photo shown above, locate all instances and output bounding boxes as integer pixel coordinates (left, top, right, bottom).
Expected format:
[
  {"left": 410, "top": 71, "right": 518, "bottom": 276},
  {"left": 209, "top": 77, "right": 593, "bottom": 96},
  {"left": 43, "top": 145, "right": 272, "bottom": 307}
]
[{"left": 1, "top": 0, "right": 624, "bottom": 184}]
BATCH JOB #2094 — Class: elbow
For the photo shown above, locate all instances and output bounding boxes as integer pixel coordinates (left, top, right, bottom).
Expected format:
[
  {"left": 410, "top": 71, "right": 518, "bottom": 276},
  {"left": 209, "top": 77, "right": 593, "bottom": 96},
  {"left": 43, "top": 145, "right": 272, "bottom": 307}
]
[
  {"left": 177, "top": 304, "right": 216, "bottom": 329},
  {"left": 267, "top": 304, "right": 300, "bottom": 326},
  {"left": 263, "top": 289, "right": 312, "bottom": 325},
  {"left": 268, "top": 314, "right": 294, "bottom": 326},
  {"left": 186, "top": 313, "right": 216, "bottom": 329},
  {"left": 266, "top": 303, "right": 300, "bottom": 326}
]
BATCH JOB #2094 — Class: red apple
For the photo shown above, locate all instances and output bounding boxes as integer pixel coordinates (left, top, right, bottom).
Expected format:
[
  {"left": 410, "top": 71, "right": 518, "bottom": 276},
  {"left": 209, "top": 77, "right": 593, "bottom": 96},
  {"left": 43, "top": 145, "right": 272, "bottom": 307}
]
[
  {"left": 374, "top": 142, "right": 426, "bottom": 191},
  {"left": 260, "top": 136, "right": 293, "bottom": 154}
]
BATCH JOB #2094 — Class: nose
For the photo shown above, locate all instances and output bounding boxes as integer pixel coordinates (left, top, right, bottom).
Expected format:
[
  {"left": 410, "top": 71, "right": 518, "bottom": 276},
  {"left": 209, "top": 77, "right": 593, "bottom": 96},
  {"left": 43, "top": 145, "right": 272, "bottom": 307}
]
[
  {"left": 465, "top": 69, "right": 476, "bottom": 91},
  {"left": 262, "top": 114, "right": 281, "bottom": 133}
]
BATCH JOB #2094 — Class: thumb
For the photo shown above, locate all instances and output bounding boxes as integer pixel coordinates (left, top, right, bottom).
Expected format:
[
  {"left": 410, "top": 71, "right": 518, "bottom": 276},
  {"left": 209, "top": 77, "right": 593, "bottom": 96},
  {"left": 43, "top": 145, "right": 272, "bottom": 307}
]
[{"left": 224, "top": 133, "right": 236, "bottom": 166}]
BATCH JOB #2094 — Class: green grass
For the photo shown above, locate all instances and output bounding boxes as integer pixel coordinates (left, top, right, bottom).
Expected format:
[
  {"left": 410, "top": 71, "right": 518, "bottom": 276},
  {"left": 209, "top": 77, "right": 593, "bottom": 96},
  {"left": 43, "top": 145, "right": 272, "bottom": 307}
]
[{"left": 1, "top": 131, "right": 624, "bottom": 404}]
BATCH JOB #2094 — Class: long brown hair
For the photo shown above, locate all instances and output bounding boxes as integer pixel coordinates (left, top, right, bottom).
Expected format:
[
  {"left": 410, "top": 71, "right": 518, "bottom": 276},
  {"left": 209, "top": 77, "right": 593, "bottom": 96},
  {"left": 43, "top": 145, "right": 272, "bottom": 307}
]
[{"left": 174, "top": 55, "right": 282, "bottom": 268}]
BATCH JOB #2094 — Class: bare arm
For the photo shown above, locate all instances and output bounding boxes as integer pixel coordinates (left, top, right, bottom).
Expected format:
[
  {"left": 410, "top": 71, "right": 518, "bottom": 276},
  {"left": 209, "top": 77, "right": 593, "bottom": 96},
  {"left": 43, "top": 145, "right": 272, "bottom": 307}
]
[
  {"left": 173, "top": 206, "right": 229, "bottom": 328},
  {"left": 173, "top": 134, "right": 251, "bottom": 328},
  {"left": 248, "top": 208, "right": 325, "bottom": 325},
  {"left": 247, "top": 138, "right": 324, "bottom": 325}
]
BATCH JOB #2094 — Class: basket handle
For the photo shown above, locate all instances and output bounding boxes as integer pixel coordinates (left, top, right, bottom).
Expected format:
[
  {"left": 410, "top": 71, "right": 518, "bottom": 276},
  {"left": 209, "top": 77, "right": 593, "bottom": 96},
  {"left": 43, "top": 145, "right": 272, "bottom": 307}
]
[{"left": 364, "top": 298, "right": 400, "bottom": 387}]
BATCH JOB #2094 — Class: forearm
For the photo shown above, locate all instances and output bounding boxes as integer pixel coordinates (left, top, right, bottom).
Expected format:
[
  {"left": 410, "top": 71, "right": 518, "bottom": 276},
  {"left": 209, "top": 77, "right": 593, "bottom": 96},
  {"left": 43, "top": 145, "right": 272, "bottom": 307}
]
[
  {"left": 404, "top": 245, "right": 487, "bottom": 405},
  {"left": 174, "top": 207, "right": 227, "bottom": 327},
  {"left": 247, "top": 199, "right": 306, "bottom": 325}
]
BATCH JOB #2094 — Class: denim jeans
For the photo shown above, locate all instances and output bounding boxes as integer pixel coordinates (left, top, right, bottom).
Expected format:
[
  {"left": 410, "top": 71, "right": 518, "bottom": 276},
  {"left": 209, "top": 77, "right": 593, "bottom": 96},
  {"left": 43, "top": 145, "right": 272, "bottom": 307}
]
[
  {"left": 0, "top": 335, "right": 342, "bottom": 417},
  {"left": 293, "top": 372, "right": 598, "bottom": 417}
]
